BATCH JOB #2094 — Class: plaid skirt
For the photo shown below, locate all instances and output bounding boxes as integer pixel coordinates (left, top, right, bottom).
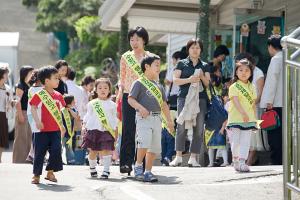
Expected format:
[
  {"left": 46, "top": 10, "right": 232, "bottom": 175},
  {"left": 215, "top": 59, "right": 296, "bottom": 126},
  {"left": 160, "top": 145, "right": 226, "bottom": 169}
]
[
  {"left": 0, "top": 112, "right": 8, "bottom": 148},
  {"left": 82, "top": 129, "right": 115, "bottom": 151}
]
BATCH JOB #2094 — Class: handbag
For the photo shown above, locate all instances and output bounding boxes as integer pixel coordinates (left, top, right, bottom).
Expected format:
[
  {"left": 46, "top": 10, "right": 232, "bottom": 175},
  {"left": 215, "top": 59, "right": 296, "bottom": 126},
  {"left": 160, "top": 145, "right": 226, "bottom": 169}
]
[
  {"left": 205, "top": 82, "right": 228, "bottom": 131},
  {"left": 260, "top": 109, "right": 280, "bottom": 131},
  {"left": 167, "top": 82, "right": 178, "bottom": 110}
]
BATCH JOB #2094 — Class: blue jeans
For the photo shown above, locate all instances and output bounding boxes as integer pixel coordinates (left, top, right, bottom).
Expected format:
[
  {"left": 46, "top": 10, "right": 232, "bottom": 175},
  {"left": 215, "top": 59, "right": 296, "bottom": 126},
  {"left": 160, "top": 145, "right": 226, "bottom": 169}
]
[
  {"left": 62, "top": 137, "right": 76, "bottom": 164},
  {"left": 161, "top": 128, "right": 175, "bottom": 162}
]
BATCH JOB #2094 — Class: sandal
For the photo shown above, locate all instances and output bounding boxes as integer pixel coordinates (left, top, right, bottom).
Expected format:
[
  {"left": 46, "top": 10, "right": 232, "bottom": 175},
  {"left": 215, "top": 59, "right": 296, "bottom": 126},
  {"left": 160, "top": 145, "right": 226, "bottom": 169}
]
[
  {"left": 31, "top": 176, "right": 40, "bottom": 184},
  {"left": 45, "top": 171, "right": 58, "bottom": 182}
]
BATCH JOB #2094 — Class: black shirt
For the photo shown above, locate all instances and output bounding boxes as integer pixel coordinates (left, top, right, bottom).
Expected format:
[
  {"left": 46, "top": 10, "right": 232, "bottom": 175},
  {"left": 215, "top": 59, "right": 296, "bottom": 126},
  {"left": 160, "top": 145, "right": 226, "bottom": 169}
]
[
  {"left": 175, "top": 57, "right": 210, "bottom": 99},
  {"left": 16, "top": 82, "right": 29, "bottom": 111},
  {"left": 55, "top": 80, "right": 68, "bottom": 95}
]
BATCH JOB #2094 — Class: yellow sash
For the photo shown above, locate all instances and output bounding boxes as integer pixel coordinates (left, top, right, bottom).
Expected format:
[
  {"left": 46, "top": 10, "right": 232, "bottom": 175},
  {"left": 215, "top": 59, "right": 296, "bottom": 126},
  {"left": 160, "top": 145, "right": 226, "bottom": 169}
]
[
  {"left": 91, "top": 99, "right": 116, "bottom": 139},
  {"left": 62, "top": 108, "right": 75, "bottom": 147},
  {"left": 123, "top": 51, "right": 175, "bottom": 137},
  {"left": 235, "top": 82, "right": 254, "bottom": 105},
  {"left": 36, "top": 89, "right": 63, "bottom": 130}
]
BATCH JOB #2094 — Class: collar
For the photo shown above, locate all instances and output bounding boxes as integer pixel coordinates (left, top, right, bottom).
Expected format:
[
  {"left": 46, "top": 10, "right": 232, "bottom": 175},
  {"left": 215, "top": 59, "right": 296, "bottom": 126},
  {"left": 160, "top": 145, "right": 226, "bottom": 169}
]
[{"left": 187, "top": 56, "right": 202, "bottom": 66}]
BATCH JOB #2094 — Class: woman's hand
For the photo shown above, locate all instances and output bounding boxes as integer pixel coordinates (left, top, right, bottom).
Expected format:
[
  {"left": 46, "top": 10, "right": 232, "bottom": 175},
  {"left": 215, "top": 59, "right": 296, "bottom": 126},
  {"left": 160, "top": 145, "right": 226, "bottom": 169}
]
[
  {"left": 189, "top": 75, "right": 201, "bottom": 83},
  {"left": 18, "top": 112, "right": 25, "bottom": 123}
]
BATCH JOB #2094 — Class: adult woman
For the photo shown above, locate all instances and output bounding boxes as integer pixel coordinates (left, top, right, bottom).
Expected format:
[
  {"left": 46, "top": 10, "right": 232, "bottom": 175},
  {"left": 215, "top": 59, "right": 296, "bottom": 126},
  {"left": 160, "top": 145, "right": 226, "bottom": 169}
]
[
  {"left": 170, "top": 39, "right": 210, "bottom": 167},
  {"left": 54, "top": 60, "right": 68, "bottom": 95},
  {"left": 13, "top": 65, "right": 34, "bottom": 163},
  {"left": 260, "top": 35, "right": 283, "bottom": 165},
  {"left": 119, "top": 26, "right": 151, "bottom": 174}
]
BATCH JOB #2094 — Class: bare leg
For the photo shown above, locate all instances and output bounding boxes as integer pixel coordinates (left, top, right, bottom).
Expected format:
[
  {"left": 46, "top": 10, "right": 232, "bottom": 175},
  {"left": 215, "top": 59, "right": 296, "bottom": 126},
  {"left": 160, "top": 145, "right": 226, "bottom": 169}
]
[{"left": 145, "top": 152, "right": 156, "bottom": 171}]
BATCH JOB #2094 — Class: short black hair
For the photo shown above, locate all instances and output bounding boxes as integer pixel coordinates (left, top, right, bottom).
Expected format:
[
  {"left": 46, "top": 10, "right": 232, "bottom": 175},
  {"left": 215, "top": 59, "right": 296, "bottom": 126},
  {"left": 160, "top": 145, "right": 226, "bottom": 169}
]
[
  {"left": 38, "top": 66, "right": 58, "bottom": 85},
  {"left": 172, "top": 51, "right": 182, "bottom": 60},
  {"left": 0, "top": 65, "right": 9, "bottom": 80},
  {"left": 214, "top": 45, "right": 230, "bottom": 58},
  {"left": 128, "top": 26, "right": 149, "bottom": 46},
  {"left": 81, "top": 75, "right": 95, "bottom": 86},
  {"left": 54, "top": 60, "right": 68, "bottom": 70},
  {"left": 64, "top": 94, "right": 75, "bottom": 106},
  {"left": 141, "top": 54, "right": 160, "bottom": 73},
  {"left": 267, "top": 35, "right": 282, "bottom": 50},
  {"left": 67, "top": 68, "right": 76, "bottom": 80},
  {"left": 20, "top": 65, "right": 34, "bottom": 84},
  {"left": 186, "top": 38, "right": 203, "bottom": 55}
]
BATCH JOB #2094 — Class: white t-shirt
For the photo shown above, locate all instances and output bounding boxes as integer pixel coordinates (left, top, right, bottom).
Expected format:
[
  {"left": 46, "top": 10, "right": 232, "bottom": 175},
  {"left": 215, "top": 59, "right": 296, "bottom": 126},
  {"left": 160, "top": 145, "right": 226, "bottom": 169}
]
[
  {"left": 252, "top": 67, "right": 264, "bottom": 94},
  {"left": 65, "top": 80, "right": 83, "bottom": 117},
  {"left": 83, "top": 99, "right": 117, "bottom": 131},
  {"left": 166, "top": 65, "right": 179, "bottom": 96},
  {"left": 27, "top": 86, "right": 43, "bottom": 133}
]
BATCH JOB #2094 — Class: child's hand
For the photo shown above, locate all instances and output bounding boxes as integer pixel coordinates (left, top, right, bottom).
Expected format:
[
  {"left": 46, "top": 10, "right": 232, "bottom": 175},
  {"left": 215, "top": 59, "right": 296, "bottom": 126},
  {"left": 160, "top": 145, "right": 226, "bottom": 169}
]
[
  {"left": 167, "top": 120, "right": 175, "bottom": 133},
  {"left": 242, "top": 113, "right": 249, "bottom": 122},
  {"left": 60, "top": 126, "right": 66, "bottom": 137},
  {"left": 139, "top": 107, "right": 149, "bottom": 118},
  {"left": 219, "top": 128, "right": 225, "bottom": 135},
  {"left": 36, "top": 121, "right": 44, "bottom": 130}
]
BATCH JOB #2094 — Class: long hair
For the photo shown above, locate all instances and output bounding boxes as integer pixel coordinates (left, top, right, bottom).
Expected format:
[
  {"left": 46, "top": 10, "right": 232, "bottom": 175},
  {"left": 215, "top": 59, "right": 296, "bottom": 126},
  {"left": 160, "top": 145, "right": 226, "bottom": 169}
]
[
  {"left": 91, "top": 78, "right": 112, "bottom": 99},
  {"left": 232, "top": 58, "right": 254, "bottom": 83}
]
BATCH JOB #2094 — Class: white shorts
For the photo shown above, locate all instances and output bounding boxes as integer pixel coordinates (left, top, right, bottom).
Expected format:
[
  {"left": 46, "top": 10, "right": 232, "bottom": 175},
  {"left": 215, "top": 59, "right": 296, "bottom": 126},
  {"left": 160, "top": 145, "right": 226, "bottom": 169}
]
[{"left": 136, "top": 114, "right": 162, "bottom": 154}]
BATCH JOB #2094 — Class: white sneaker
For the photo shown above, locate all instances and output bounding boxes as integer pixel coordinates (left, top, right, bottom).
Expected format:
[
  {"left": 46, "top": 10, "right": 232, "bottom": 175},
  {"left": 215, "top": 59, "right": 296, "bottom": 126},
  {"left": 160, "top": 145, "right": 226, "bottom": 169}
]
[
  {"left": 220, "top": 162, "right": 229, "bottom": 167},
  {"left": 188, "top": 158, "right": 201, "bottom": 167},
  {"left": 169, "top": 156, "right": 182, "bottom": 167},
  {"left": 207, "top": 163, "right": 214, "bottom": 167},
  {"left": 233, "top": 161, "right": 239, "bottom": 171}
]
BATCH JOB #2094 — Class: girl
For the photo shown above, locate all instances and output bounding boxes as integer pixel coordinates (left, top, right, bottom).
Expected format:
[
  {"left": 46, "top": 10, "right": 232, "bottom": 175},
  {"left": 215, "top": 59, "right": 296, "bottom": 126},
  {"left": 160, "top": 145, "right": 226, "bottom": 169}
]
[
  {"left": 26, "top": 70, "right": 43, "bottom": 163},
  {"left": 0, "top": 65, "right": 11, "bottom": 163},
  {"left": 82, "top": 78, "right": 118, "bottom": 179},
  {"left": 227, "top": 58, "right": 257, "bottom": 172},
  {"left": 13, "top": 65, "right": 34, "bottom": 163}
]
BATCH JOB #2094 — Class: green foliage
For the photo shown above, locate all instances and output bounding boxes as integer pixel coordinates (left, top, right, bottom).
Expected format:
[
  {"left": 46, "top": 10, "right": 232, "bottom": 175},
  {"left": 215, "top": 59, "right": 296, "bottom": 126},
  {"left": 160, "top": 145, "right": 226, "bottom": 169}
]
[
  {"left": 74, "top": 16, "right": 100, "bottom": 44},
  {"left": 35, "top": 0, "right": 102, "bottom": 38},
  {"left": 22, "top": 0, "right": 40, "bottom": 7}
]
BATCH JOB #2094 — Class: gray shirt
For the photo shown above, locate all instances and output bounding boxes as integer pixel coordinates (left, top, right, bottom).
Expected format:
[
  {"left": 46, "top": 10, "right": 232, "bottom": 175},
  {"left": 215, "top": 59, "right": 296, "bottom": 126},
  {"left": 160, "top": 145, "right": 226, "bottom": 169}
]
[{"left": 129, "top": 80, "right": 167, "bottom": 112}]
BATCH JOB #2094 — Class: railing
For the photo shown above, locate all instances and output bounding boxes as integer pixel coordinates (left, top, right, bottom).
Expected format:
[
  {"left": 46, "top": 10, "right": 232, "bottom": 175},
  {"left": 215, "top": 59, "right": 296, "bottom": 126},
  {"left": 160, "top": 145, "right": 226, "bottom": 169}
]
[{"left": 281, "top": 26, "right": 300, "bottom": 200}]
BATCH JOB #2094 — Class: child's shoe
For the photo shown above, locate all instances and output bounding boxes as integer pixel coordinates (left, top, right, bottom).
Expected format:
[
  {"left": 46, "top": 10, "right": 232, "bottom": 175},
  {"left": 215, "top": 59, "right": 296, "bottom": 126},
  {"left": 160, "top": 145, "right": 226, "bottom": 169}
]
[
  {"left": 90, "top": 167, "right": 98, "bottom": 178},
  {"left": 207, "top": 163, "right": 214, "bottom": 167},
  {"left": 233, "top": 161, "right": 240, "bottom": 171},
  {"left": 144, "top": 171, "right": 158, "bottom": 182},
  {"left": 45, "top": 171, "right": 57, "bottom": 182},
  {"left": 239, "top": 163, "right": 250, "bottom": 172},
  {"left": 188, "top": 157, "right": 201, "bottom": 167},
  {"left": 169, "top": 156, "right": 182, "bottom": 167},
  {"left": 31, "top": 175, "right": 40, "bottom": 184},
  {"left": 220, "top": 162, "right": 229, "bottom": 167},
  {"left": 134, "top": 165, "right": 144, "bottom": 181},
  {"left": 162, "top": 157, "right": 171, "bottom": 166},
  {"left": 100, "top": 171, "right": 110, "bottom": 179}
]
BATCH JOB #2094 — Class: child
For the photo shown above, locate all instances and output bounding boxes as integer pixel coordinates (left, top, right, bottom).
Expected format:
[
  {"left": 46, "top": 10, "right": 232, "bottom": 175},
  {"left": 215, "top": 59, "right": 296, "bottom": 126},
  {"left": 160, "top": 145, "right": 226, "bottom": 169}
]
[
  {"left": 128, "top": 55, "right": 174, "bottom": 182},
  {"left": 30, "top": 66, "right": 66, "bottom": 184},
  {"left": 227, "top": 58, "right": 257, "bottom": 172},
  {"left": 82, "top": 78, "right": 118, "bottom": 179},
  {"left": 62, "top": 94, "right": 80, "bottom": 165},
  {"left": 26, "top": 70, "right": 43, "bottom": 163},
  {"left": 206, "top": 89, "right": 229, "bottom": 167},
  {"left": 0, "top": 65, "right": 11, "bottom": 163}
]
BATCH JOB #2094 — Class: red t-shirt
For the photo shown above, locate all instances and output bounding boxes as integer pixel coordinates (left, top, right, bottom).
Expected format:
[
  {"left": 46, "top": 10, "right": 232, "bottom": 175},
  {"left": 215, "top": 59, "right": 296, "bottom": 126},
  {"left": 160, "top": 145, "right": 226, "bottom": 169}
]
[{"left": 30, "top": 90, "right": 66, "bottom": 132}]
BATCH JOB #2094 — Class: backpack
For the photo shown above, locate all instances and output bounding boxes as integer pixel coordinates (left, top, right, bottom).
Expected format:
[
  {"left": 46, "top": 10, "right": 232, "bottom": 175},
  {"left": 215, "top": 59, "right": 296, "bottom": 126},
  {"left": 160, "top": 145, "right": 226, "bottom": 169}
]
[{"left": 205, "top": 83, "right": 228, "bottom": 131}]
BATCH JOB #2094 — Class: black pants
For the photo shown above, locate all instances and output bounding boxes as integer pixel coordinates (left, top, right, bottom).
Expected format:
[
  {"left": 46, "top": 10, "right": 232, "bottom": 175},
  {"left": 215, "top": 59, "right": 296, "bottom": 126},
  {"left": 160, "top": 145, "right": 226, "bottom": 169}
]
[
  {"left": 267, "top": 107, "right": 282, "bottom": 165},
  {"left": 33, "top": 131, "right": 63, "bottom": 176},
  {"left": 120, "top": 93, "right": 136, "bottom": 170}
]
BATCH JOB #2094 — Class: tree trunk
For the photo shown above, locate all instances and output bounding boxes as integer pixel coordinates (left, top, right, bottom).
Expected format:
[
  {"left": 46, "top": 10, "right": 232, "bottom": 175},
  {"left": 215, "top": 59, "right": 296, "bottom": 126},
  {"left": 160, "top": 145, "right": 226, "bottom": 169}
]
[
  {"left": 198, "top": 0, "right": 210, "bottom": 62},
  {"left": 119, "top": 16, "right": 129, "bottom": 56}
]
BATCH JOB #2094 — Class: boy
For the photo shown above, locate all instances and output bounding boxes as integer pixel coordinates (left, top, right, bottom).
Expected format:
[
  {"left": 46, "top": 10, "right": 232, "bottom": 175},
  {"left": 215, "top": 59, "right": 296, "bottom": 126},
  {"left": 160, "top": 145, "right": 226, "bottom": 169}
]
[
  {"left": 30, "top": 66, "right": 66, "bottom": 184},
  {"left": 62, "top": 94, "right": 80, "bottom": 165},
  {"left": 128, "top": 55, "right": 174, "bottom": 182}
]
